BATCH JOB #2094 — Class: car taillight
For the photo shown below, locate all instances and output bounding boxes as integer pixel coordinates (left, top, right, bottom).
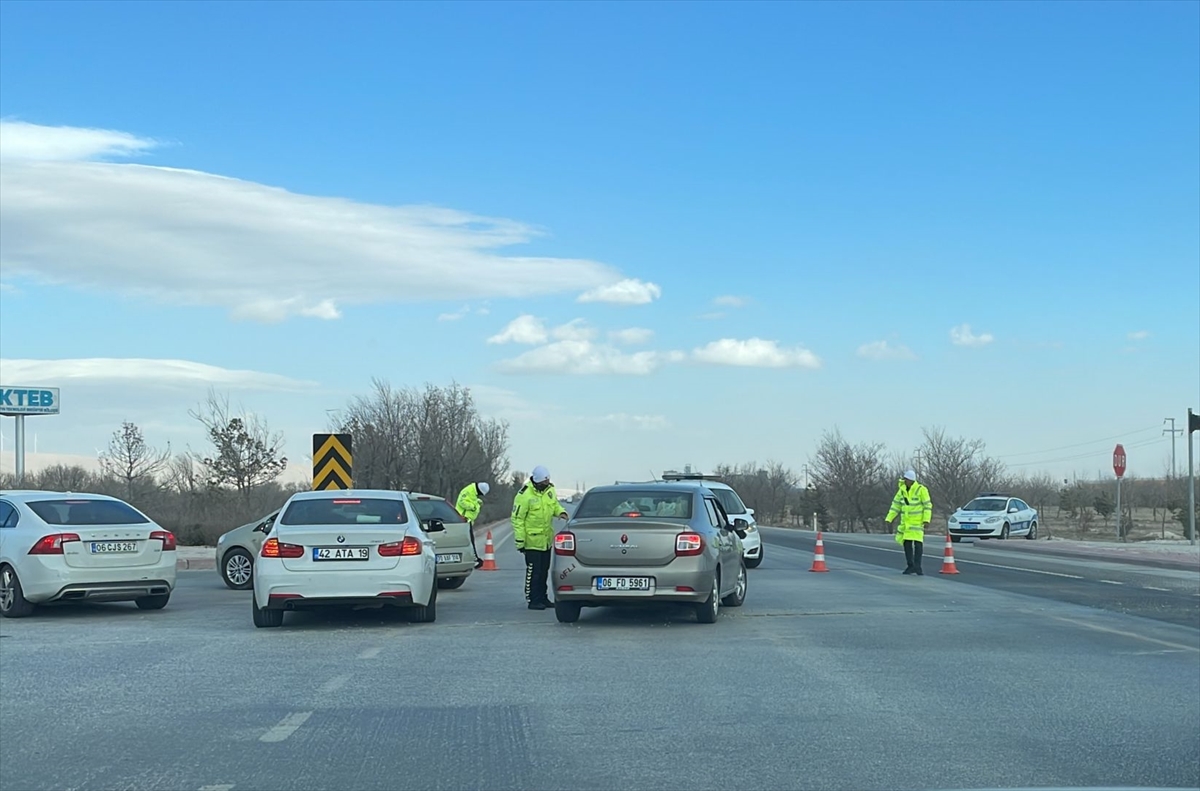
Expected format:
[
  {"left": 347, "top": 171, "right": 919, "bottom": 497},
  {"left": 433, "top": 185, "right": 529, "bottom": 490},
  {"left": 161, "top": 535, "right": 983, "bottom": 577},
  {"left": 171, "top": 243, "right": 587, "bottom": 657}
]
[
  {"left": 675, "top": 532, "right": 704, "bottom": 556},
  {"left": 380, "top": 537, "right": 422, "bottom": 557},
  {"left": 28, "top": 533, "right": 81, "bottom": 555},
  {"left": 261, "top": 538, "right": 304, "bottom": 558},
  {"left": 150, "top": 530, "right": 177, "bottom": 551},
  {"left": 554, "top": 532, "right": 575, "bottom": 555}
]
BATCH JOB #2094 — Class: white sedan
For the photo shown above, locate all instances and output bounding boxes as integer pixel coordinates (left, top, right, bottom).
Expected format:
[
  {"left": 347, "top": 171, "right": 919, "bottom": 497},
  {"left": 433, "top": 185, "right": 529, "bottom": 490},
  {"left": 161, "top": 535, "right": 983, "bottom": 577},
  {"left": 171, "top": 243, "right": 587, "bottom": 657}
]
[
  {"left": 252, "top": 489, "right": 443, "bottom": 628},
  {"left": 0, "top": 490, "right": 177, "bottom": 618}
]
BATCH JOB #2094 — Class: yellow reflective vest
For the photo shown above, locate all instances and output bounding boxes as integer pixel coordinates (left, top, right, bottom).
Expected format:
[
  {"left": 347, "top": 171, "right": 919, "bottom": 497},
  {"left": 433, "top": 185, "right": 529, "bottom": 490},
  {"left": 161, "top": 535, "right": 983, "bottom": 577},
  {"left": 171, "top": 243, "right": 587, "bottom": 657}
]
[
  {"left": 512, "top": 483, "right": 567, "bottom": 551},
  {"left": 887, "top": 480, "right": 933, "bottom": 542},
  {"left": 456, "top": 483, "right": 482, "bottom": 524}
]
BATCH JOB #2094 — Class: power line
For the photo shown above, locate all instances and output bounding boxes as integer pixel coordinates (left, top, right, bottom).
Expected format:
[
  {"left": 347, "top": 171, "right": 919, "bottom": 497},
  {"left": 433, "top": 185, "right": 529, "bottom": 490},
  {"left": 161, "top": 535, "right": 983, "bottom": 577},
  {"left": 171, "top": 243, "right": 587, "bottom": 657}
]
[
  {"left": 996, "top": 424, "right": 1161, "bottom": 459},
  {"left": 1005, "top": 436, "right": 1166, "bottom": 468}
]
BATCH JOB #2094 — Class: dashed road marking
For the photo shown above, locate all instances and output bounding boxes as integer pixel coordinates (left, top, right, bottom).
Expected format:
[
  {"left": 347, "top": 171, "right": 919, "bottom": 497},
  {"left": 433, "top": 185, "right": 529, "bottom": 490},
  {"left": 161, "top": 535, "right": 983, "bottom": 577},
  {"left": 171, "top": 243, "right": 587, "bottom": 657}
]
[
  {"left": 1143, "top": 586, "right": 1171, "bottom": 592},
  {"left": 810, "top": 539, "right": 1087, "bottom": 579},
  {"left": 1099, "top": 579, "right": 1123, "bottom": 585},
  {"left": 260, "top": 711, "right": 312, "bottom": 743},
  {"left": 199, "top": 786, "right": 235, "bottom": 791},
  {"left": 358, "top": 646, "right": 382, "bottom": 659},
  {"left": 1046, "top": 615, "right": 1200, "bottom": 653},
  {"left": 318, "top": 674, "right": 349, "bottom": 694}
]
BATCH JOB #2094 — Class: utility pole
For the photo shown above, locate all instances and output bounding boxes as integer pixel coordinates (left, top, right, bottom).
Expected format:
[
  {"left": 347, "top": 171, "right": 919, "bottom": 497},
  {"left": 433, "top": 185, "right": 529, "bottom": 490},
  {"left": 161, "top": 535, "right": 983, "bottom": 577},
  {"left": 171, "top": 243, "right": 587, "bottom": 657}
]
[
  {"left": 802, "top": 464, "right": 810, "bottom": 489},
  {"left": 913, "top": 450, "right": 923, "bottom": 476},
  {"left": 1164, "top": 417, "right": 1182, "bottom": 478}
]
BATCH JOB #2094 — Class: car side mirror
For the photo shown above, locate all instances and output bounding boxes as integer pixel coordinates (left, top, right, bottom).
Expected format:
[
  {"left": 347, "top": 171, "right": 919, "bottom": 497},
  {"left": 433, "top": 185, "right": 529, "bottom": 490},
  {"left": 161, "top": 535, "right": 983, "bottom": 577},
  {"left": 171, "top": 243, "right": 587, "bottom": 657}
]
[
  {"left": 425, "top": 518, "right": 446, "bottom": 533},
  {"left": 734, "top": 518, "right": 749, "bottom": 530}
]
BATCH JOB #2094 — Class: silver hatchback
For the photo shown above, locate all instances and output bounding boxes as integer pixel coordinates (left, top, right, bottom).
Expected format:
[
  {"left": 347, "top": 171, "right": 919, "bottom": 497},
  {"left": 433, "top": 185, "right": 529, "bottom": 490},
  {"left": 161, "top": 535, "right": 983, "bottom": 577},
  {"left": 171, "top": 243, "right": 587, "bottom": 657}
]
[{"left": 550, "top": 484, "right": 749, "bottom": 624}]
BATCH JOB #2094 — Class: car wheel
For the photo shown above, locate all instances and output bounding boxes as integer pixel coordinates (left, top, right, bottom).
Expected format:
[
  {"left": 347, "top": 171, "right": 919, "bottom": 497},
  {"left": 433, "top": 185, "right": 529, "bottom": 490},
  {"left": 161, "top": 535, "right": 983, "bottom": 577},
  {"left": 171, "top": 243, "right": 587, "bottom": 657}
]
[
  {"left": 555, "top": 601, "right": 581, "bottom": 623},
  {"left": 721, "top": 562, "right": 747, "bottom": 607},
  {"left": 696, "top": 573, "right": 720, "bottom": 624},
  {"left": 1026, "top": 521, "right": 1038, "bottom": 540},
  {"left": 135, "top": 593, "right": 170, "bottom": 610},
  {"left": 252, "top": 597, "right": 284, "bottom": 628},
  {"left": 437, "top": 577, "right": 467, "bottom": 590},
  {"left": 745, "top": 550, "right": 763, "bottom": 569},
  {"left": 1000, "top": 523, "right": 1010, "bottom": 540},
  {"left": 0, "top": 565, "right": 35, "bottom": 618},
  {"left": 221, "top": 549, "right": 254, "bottom": 590},
  {"left": 411, "top": 581, "right": 437, "bottom": 623}
]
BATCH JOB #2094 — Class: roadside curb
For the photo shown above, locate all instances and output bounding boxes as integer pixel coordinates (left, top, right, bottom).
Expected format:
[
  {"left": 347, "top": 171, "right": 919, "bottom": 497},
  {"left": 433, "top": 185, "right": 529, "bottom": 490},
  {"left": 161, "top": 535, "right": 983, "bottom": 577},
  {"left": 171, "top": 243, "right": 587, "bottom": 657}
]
[
  {"left": 176, "top": 555, "right": 216, "bottom": 571},
  {"left": 979, "top": 542, "right": 1199, "bottom": 571}
]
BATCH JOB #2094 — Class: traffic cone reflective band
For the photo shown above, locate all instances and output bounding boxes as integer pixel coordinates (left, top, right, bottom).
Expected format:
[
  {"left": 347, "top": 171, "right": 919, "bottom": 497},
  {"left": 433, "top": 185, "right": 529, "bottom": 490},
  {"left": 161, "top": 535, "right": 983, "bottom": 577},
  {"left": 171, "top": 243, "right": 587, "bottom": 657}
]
[
  {"left": 809, "top": 532, "right": 829, "bottom": 572},
  {"left": 940, "top": 533, "right": 960, "bottom": 575},
  {"left": 480, "top": 530, "right": 498, "bottom": 571}
]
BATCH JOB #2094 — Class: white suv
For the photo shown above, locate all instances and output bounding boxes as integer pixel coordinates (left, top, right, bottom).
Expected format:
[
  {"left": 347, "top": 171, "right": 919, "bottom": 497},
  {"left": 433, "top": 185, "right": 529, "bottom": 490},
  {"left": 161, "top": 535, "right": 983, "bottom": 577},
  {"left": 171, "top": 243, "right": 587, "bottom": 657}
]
[
  {"left": 0, "top": 490, "right": 178, "bottom": 617},
  {"left": 621, "top": 474, "right": 763, "bottom": 568}
]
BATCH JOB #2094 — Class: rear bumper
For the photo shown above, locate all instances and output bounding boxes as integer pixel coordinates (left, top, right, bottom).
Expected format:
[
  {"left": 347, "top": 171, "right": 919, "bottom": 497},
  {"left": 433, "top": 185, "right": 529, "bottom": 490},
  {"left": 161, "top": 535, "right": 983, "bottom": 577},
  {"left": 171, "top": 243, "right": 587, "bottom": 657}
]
[
  {"left": 552, "top": 561, "right": 715, "bottom": 604},
  {"left": 253, "top": 568, "right": 434, "bottom": 608},
  {"left": 18, "top": 557, "right": 178, "bottom": 603},
  {"left": 263, "top": 592, "right": 416, "bottom": 610}
]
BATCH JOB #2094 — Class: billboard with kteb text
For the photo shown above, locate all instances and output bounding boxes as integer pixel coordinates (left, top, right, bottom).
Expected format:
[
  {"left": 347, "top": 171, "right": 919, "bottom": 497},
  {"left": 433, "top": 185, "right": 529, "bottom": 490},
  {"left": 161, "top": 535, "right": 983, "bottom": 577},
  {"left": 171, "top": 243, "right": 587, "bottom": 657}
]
[{"left": 0, "top": 386, "right": 60, "bottom": 416}]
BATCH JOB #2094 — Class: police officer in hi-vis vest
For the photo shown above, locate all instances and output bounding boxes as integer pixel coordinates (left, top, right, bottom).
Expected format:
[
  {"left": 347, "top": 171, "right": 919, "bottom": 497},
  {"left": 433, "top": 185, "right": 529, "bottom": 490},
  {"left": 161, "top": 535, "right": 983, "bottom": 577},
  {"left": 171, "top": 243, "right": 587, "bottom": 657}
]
[{"left": 885, "top": 469, "right": 933, "bottom": 575}]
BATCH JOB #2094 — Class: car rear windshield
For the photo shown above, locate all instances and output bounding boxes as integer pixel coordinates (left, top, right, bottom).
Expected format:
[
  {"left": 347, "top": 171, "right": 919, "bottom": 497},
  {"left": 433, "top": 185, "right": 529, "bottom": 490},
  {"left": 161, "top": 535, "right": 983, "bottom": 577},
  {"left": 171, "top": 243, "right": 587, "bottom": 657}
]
[
  {"left": 575, "top": 490, "right": 693, "bottom": 519},
  {"left": 27, "top": 499, "right": 150, "bottom": 526},
  {"left": 279, "top": 498, "right": 409, "bottom": 525},
  {"left": 711, "top": 488, "right": 747, "bottom": 515},
  {"left": 963, "top": 498, "right": 1008, "bottom": 512},
  {"left": 409, "top": 498, "right": 466, "bottom": 523}
]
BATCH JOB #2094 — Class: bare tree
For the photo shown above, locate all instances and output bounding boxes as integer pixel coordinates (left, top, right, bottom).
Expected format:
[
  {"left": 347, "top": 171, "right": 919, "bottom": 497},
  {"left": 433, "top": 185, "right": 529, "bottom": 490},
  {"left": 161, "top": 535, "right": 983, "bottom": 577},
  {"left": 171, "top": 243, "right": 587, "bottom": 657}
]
[
  {"left": 915, "top": 426, "right": 1006, "bottom": 516},
  {"left": 808, "top": 428, "right": 892, "bottom": 531},
  {"left": 189, "top": 390, "right": 288, "bottom": 503},
  {"left": 34, "top": 464, "right": 94, "bottom": 492},
  {"left": 99, "top": 421, "right": 171, "bottom": 500}
]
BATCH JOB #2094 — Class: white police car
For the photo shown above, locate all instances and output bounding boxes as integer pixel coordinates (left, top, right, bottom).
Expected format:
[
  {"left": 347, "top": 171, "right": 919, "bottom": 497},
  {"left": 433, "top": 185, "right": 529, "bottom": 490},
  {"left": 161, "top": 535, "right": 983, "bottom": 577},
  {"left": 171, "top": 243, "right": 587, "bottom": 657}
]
[{"left": 947, "top": 493, "right": 1039, "bottom": 542}]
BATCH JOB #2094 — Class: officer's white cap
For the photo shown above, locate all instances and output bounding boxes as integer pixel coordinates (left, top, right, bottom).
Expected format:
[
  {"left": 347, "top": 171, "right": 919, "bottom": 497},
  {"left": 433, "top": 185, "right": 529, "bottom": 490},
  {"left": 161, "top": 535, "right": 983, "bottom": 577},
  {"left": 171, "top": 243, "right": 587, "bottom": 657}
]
[
  {"left": 903, "top": 469, "right": 917, "bottom": 481},
  {"left": 477, "top": 482, "right": 490, "bottom": 495},
  {"left": 531, "top": 465, "right": 550, "bottom": 483}
]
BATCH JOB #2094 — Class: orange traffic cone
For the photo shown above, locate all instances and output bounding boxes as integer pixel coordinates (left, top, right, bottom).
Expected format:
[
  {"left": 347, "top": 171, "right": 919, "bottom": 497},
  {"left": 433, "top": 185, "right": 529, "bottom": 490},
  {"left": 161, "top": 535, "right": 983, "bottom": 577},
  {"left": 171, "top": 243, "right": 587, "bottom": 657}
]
[
  {"left": 809, "top": 531, "right": 829, "bottom": 572},
  {"left": 479, "top": 530, "right": 498, "bottom": 571},
  {"left": 939, "top": 533, "right": 960, "bottom": 575}
]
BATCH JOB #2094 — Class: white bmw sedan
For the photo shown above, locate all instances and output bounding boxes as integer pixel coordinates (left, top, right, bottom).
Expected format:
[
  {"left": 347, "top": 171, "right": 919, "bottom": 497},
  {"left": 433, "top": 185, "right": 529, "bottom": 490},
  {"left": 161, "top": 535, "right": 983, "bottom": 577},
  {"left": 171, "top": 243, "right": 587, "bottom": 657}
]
[
  {"left": 0, "top": 490, "right": 177, "bottom": 618},
  {"left": 251, "top": 489, "right": 443, "bottom": 628}
]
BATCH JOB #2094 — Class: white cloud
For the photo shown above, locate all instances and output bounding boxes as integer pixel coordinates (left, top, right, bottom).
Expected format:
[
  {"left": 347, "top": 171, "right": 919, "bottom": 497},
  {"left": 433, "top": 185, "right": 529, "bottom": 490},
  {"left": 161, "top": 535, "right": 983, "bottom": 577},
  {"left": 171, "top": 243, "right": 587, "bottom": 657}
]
[
  {"left": 697, "top": 311, "right": 725, "bottom": 320},
  {"left": 495, "top": 340, "right": 677, "bottom": 375},
  {"left": 577, "top": 278, "right": 662, "bottom": 305},
  {"left": 950, "top": 323, "right": 994, "bottom": 347},
  {"left": 713, "top": 295, "right": 749, "bottom": 308},
  {"left": 0, "top": 281, "right": 18, "bottom": 294},
  {"left": 1127, "top": 330, "right": 1150, "bottom": 341},
  {"left": 438, "top": 305, "right": 471, "bottom": 322},
  {"left": 581, "top": 413, "right": 671, "bottom": 431},
  {"left": 692, "top": 338, "right": 822, "bottom": 369},
  {"left": 0, "top": 119, "right": 161, "bottom": 161},
  {"left": 609, "top": 327, "right": 654, "bottom": 345},
  {"left": 487, "top": 315, "right": 549, "bottom": 345},
  {"left": 551, "top": 318, "right": 598, "bottom": 342},
  {"left": 0, "top": 121, "right": 633, "bottom": 322},
  {"left": 0, "top": 358, "right": 317, "bottom": 391},
  {"left": 857, "top": 340, "right": 917, "bottom": 361}
]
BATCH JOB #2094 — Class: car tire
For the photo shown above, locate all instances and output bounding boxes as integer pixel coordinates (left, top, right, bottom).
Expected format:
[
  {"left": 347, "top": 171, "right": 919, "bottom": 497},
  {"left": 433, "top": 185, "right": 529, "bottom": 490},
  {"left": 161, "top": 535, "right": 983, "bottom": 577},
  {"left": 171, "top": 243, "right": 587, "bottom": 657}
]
[
  {"left": 721, "top": 562, "right": 747, "bottom": 607},
  {"left": 0, "top": 565, "right": 35, "bottom": 618},
  {"left": 696, "top": 573, "right": 720, "bottom": 624},
  {"left": 745, "top": 551, "right": 763, "bottom": 569},
  {"left": 221, "top": 548, "right": 254, "bottom": 590},
  {"left": 555, "top": 601, "right": 581, "bottom": 623},
  {"left": 135, "top": 593, "right": 170, "bottom": 610},
  {"left": 411, "top": 581, "right": 437, "bottom": 623},
  {"left": 1000, "top": 523, "right": 1010, "bottom": 540},
  {"left": 437, "top": 577, "right": 467, "bottom": 590},
  {"left": 252, "top": 598, "right": 284, "bottom": 628},
  {"left": 1026, "top": 521, "right": 1038, "bottom": 540}
]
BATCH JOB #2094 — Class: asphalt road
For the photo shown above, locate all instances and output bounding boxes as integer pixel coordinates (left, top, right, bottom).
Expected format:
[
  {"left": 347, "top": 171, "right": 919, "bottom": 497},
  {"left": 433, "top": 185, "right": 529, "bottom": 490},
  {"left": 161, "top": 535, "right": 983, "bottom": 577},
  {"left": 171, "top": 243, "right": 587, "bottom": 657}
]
[
  {"left": 760, "top": 527, "right": 1200, "bottom": 629},
  {"left": 1, "top": 521, "right": 1198, "bottom": 791}
]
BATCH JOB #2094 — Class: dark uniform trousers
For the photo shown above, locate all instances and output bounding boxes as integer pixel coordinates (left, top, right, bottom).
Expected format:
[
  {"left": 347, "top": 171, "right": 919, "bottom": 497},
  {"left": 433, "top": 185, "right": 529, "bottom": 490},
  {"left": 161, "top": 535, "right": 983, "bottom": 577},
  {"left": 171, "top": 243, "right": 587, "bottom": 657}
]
[{"left": 524, "top": 549, "right": 551, "bottom": 604}]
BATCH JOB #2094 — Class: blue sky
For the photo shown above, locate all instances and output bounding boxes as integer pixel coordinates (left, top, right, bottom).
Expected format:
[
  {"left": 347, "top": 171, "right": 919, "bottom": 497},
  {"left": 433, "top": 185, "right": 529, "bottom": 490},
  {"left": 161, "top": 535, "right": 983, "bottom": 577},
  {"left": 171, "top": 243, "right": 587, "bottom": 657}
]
[{"left": 1, "top": 0, "right": 1197, "bottom": 490}]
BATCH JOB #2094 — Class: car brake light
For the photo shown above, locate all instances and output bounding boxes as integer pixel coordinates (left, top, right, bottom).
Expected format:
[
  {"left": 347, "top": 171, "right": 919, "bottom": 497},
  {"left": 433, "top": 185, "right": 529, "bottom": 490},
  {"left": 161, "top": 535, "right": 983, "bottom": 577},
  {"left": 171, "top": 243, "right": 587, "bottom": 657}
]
[
  {"left": 554, "top": 532, "right": 575, "bottom": 555},
  {"left": 261, "top": 538, "right": 304, "bottom": 558},
  {"left": 150, "top": 530, "right": 177, "bottom": 551},
  {"left": 379, "top": 536, "right": 422, "bottom": 556},
  {"left": 28, "top": 533, "right": 81, "bottom": 555},
  {"left": 675, "top": 532, "right": 703, "bottom": 556}
]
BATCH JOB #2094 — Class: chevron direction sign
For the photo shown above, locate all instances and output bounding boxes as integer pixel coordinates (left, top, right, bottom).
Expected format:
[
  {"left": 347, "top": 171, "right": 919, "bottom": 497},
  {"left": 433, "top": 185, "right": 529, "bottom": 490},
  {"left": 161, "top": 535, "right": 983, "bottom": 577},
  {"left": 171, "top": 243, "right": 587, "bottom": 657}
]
[{"left": 312, "top": 433, "right": 353, "bottom": 490}]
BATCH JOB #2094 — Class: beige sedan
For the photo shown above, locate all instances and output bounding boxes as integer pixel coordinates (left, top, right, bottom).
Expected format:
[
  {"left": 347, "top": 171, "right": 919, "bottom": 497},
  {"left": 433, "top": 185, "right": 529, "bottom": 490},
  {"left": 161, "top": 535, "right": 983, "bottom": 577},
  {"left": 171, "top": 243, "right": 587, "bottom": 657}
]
[{"left": 214, "top": 509, "right": 278, "bottom": 590}]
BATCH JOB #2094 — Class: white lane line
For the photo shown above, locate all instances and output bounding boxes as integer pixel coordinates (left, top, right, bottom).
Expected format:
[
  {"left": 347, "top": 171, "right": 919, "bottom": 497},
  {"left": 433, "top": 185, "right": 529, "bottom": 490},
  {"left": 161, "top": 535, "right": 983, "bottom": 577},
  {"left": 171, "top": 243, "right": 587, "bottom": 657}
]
[
  {"left": 1142, "top": 586, "right": 1171, "bottom": 592},
  {"left": 1045, "top": 615, "right": 1200, "bottom": 653},
  {"left": 1099, "top": 579, "right": 1124, "bottom": 585},
  {"left": 318, "top": 674, "right": 349, "bottom": 694},
  {"left": 259, "top": 711, "right": 312, "bottom": 743},
  {"left": 358, "top": 646, "right": 382, "bottom": 659},
  {"left": 199, "top": 785, "right": 235, "bottom": 791},
  {"left": 808, "top": 538, "right": 1086, "bottom": 579}
]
